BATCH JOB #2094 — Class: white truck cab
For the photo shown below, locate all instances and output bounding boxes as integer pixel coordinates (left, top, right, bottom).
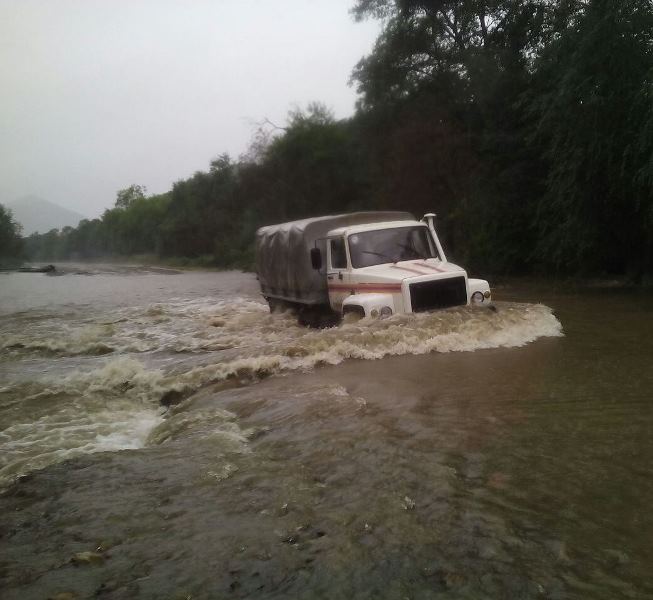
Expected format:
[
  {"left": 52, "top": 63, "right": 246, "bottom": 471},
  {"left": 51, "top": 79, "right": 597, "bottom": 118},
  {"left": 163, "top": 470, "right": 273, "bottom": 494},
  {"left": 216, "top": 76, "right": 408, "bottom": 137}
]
[
  {"left": 323, "top": 215, "right": 490, "bottom": 318},
  {"left": 256, "top": 211, "right": 491, "bottom": 325}
]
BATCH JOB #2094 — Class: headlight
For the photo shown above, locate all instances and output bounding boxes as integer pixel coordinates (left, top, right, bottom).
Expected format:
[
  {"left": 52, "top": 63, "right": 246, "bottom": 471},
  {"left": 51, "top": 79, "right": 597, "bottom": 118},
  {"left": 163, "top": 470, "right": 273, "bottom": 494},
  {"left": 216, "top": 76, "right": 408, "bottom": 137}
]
[
  {"left": 484, "top": 290, "right": 491, "bottom": 299},
  {"left": 380, "top": 306, "right": 393, "bottom": 317},
  {"left": 471, "top": 291, "right": 484, "bottom": 304}
]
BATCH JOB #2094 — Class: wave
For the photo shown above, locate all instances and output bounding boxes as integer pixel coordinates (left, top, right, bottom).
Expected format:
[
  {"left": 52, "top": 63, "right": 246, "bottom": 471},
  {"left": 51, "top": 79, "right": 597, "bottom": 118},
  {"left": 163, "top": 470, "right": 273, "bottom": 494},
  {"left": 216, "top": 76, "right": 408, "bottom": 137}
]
[
  {"left": 0, "top": 299, "right": 562, "bottom": 485},
  {"left": 172, "top": 300, "right": 563, "bottom": 386},
  {"left": 2, "top": 301, "right": 563, "bottom": 411}
]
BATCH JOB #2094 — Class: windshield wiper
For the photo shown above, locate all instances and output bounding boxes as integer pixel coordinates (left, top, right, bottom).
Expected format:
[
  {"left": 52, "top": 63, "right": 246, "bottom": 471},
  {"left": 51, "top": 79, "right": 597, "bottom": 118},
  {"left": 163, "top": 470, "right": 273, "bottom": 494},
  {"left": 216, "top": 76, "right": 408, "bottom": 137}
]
[
  {"left": 396, "top": 243, "right": 427, "bottom": 260},
  {"left": 361, "top": 250, "right": 398, "bottom": 264}
]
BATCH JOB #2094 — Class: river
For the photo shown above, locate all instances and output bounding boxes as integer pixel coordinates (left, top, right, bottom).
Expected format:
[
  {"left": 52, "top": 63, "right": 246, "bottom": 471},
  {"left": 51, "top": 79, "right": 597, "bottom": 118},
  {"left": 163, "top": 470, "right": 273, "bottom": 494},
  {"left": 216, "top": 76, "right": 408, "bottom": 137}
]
[{"left": 0, "top": 265, "right": 651, "bottom": 599}]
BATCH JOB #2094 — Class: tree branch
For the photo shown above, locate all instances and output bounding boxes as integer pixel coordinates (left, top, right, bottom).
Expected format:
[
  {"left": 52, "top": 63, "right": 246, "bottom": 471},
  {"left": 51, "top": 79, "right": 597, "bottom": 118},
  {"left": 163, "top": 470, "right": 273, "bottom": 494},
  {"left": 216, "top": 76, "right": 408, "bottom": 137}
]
[
  {"left": 478, "top": 5, "right": 488, "bottom": 43},
  {"left": 439, "top": 8, "right": 466, "bottom": 53},
  {"left": 256, "top": 117, "right": 287, "bottom": 131}
]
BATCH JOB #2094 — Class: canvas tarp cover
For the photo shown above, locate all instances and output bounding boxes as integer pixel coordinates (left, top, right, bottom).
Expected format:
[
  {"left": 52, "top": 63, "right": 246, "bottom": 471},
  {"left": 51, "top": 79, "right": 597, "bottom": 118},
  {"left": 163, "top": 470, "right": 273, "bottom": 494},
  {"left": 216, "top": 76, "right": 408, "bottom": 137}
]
[{"left": 256, "top": 211, "right": 415, "bottom": 305}]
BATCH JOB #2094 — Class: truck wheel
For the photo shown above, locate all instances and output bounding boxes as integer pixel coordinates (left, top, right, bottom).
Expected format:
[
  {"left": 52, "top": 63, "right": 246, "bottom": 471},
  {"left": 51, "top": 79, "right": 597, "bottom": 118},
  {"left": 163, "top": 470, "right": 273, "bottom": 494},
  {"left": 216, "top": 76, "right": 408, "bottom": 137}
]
[
  {"left": 342, "top": 305, "right": 365, "bottom": 322},
  {"left": 267, "top": 298, "right": 285, "bottom": 313},
  {"left": 297, "top": 306, "right": 339, "bottom": 329}
]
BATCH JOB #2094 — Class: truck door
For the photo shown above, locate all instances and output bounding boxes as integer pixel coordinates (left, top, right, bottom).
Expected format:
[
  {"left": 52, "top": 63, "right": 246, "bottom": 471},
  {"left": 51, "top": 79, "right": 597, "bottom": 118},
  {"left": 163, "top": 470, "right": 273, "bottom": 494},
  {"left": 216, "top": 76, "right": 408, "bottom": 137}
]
[{"left": 327, "top": 236, "right": 350, "bottom": 312}]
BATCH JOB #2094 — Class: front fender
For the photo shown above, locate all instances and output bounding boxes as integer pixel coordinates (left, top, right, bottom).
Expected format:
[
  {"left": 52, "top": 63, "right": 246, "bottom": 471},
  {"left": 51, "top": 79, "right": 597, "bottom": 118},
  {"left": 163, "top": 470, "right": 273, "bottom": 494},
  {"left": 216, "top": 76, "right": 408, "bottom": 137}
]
[
  {"left": 342, "top": 293, "right": 396, "bottom": 318},
  {"left": 468, "top": 278, "right": 492, "bottom": 305}
]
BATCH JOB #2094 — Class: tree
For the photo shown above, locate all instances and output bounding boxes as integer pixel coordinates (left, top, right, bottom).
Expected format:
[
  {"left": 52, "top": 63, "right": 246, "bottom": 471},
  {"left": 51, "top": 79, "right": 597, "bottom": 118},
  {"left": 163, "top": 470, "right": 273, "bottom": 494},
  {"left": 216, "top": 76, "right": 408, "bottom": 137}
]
[
  {"left": 529, "top": 0, "right": 653, "bottom": 275},
  {"left": 349, "top": 1, "right": 565, "bottom": 272},
  {"left": 350, "top": 0, "right": 570, "bottom": 111},
  {"left": 257, "top": 104, "right": 366, "bottom": 221},
  {"left": 0, "top": 203, "right": 23, "bottom": 262},
  {"left": 115, "top": 184, "right": 147, "bottom": 209}
]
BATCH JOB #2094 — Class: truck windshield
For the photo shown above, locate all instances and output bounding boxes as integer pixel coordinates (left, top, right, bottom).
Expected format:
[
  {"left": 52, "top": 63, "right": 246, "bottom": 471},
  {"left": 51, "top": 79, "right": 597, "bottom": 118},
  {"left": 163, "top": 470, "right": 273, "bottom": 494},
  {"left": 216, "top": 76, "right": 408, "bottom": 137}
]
[{"left": 348, "top": 226, "right": 439, "bottom": 268}]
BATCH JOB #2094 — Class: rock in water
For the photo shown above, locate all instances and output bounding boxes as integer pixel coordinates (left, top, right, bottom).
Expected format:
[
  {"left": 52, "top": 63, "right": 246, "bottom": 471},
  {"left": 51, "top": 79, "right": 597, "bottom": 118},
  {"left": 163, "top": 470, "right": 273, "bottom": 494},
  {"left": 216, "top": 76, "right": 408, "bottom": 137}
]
[{"left": 71, "top": 551, "right": 105, "bottom": 565}]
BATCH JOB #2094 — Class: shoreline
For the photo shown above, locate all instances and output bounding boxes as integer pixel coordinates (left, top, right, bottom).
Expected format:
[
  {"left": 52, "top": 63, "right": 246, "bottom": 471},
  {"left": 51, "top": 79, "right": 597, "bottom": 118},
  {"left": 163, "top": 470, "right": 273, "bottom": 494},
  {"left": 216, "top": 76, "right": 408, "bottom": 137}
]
[
  {"left": 16, "top": 258, "right": 242, "bottom": 274},
  {"left": 17, "top": 258, "right": 653, "bottom": 290}
]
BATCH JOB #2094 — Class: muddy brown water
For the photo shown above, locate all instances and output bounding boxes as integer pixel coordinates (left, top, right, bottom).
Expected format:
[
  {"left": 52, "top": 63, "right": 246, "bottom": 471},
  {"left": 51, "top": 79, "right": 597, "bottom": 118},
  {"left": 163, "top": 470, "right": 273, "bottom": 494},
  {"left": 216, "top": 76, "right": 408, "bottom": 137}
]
[{"left": 0, "top": 265, "right": 652, "bottom": 599}]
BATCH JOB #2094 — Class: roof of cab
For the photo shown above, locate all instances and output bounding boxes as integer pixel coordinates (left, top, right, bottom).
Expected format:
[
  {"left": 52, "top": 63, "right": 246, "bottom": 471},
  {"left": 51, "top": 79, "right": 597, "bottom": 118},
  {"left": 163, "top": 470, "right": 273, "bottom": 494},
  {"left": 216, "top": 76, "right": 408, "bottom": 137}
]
[{"left": 328, "top": 220, "right": 426, "bottom": 237}]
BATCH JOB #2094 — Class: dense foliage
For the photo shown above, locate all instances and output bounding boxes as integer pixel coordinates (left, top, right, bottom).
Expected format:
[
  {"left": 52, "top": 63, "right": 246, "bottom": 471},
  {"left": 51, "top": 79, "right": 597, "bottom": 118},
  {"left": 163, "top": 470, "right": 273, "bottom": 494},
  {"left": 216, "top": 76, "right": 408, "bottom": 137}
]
[
  {"left": 0, "top": 204, "right": 24, "bottom": 265},
  {"left": 25, "top": 0, "right": 653, "bottom": 279}
]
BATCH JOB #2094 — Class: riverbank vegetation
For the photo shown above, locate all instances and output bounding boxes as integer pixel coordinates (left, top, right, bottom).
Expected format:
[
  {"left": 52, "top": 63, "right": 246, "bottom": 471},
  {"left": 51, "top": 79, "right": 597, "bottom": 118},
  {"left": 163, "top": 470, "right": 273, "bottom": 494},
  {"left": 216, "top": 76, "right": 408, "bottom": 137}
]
[
  {"left": 0, "top": 204, "right": 24, "bottom": 267},
  {"left": 24, "top": 0, "right": 653, "bottom": 279}
]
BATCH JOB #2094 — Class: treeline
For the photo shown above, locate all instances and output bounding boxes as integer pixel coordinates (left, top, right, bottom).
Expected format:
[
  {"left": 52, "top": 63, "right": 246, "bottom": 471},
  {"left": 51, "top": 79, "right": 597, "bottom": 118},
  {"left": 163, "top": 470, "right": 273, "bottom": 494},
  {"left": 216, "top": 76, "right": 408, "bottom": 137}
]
[
  {"left": 25, "top": 0, "right": 653, "bottom": 278},
  {"left": 0, "top": 204, "right": 24, "bottom": 267}
]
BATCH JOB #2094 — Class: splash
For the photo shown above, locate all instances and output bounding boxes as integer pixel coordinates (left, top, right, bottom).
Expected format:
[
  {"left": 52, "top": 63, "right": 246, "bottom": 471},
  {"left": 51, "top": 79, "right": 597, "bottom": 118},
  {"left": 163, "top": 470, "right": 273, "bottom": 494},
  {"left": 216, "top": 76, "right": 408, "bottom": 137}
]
[
  {"left": 0, "top": 296, "right": 562, "bottom": 485},
  {"left": 172, "top": 300, "right": 563, "bottom": 386},
  {"left": 0, "top": 358, "right": 166, "bottom": 485}
]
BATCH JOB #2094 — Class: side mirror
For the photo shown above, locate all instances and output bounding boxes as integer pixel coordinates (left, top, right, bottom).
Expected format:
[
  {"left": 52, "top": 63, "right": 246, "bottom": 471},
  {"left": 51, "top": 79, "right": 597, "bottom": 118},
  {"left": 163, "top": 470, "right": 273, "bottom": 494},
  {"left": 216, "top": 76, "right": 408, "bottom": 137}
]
[{"left": 310, "top": 247, "right": 322, "bottom": 270}]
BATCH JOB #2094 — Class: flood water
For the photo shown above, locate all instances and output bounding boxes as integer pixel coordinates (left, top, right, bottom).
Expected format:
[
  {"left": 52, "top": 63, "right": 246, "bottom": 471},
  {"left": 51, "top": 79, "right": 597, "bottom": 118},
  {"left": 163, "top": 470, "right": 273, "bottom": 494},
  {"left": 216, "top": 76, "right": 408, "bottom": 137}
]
[{"left": 1, "top": 265, "right": 652, "bottom": 599}]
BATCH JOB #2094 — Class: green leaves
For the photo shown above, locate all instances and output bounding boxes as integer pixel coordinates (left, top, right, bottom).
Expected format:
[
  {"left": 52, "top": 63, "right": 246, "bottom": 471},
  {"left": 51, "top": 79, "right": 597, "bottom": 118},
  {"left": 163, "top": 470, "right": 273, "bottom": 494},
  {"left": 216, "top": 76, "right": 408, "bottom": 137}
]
[
  {"left": 529, "top": 0, "right": 653, "bottom": 274},
  {"left": 115, "top": 184, "right": 147, "bottom": 210},
  {"left": 0, "top": 204, "right": 24, "bottom": 262},
  {"left": 353, "top": 0, "right": 653, "bottom": 276}
]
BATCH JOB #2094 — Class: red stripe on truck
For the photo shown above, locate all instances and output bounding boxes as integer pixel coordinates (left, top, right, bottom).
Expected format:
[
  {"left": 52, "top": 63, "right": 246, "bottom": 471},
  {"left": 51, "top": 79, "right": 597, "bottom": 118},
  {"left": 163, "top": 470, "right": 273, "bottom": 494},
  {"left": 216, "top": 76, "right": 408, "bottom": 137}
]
[
  {"left": 328, "top": 283, "right": 402, "bottom": 292},
  {"left": 390, "top": 264, "right": 429, "bottom": 276},
  {"left": 418, "top": 261, "right": 446, "bottom": 272}
]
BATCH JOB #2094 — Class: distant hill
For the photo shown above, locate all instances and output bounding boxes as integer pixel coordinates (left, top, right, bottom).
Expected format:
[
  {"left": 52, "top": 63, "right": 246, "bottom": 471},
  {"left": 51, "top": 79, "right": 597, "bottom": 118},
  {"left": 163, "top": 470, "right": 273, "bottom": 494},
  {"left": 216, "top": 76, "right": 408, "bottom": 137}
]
[{"left": 6, "top": 196, "right": 86, "bottom": 235}]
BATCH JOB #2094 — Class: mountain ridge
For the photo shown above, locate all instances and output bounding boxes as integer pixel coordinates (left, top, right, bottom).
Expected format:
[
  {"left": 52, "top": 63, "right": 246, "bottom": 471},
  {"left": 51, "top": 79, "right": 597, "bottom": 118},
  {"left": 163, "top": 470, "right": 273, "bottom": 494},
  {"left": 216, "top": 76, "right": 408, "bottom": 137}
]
[{"left": 5, "top": 196, "right": 87, "bottom": 235}]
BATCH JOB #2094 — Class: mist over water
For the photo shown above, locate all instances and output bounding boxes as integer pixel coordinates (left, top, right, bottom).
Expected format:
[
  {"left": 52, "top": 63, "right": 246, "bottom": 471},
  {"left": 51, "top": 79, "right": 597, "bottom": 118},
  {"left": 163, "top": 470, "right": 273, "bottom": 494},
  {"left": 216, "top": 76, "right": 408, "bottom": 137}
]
[{"left": 1, "top": 267, "right": 652, "bottom": 599}]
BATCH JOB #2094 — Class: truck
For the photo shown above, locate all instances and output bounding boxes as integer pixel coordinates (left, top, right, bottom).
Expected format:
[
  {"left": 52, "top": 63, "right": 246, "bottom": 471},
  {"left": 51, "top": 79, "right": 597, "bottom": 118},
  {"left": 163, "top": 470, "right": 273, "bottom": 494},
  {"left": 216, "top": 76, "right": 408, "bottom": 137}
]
[{"left": 255, "top": 211, "right": 491, "bottom": 326}]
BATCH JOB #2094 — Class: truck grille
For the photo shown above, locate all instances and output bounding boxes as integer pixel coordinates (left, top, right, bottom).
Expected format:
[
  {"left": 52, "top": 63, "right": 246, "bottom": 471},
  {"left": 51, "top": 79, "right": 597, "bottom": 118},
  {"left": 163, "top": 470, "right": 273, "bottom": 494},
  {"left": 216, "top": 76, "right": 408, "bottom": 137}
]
[{"left": 409, "top": 276, "right": 467, "bottom": 312}]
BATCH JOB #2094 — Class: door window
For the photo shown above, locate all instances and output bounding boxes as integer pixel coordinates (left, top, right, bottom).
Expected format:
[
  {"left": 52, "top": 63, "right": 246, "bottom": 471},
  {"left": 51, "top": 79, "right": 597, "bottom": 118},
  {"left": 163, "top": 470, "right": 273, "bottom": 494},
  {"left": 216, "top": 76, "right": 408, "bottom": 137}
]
[{"left": 330, "top": 238, "right": 347, "bottom": 269}]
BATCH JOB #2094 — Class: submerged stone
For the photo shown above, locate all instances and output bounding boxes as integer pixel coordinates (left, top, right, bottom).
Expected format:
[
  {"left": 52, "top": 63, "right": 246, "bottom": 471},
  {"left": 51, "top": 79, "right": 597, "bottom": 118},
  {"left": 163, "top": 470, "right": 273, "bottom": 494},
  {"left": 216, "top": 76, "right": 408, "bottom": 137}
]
[
  {"left": 160, "top": 389, "right": 186, "bottom": 407},
  {"left": 71, "top": 551, "right": 105, "bottom": 565}
]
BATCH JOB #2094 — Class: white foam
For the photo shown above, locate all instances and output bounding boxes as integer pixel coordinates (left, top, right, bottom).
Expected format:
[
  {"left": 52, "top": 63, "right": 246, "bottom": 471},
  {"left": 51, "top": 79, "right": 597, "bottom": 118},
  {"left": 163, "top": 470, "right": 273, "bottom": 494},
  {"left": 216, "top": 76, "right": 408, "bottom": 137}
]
[
  {"left": 172, "top": 301, "right": 563, "bottom": 386},
  {"left": 0, "top": 407, "right": 164, "bottom": 485},
  {"left": 0, "top": 298, "right": 563, "bottom": 485},
  {"left": 92, "top": 411, "right": 163, "bottom": 451}
]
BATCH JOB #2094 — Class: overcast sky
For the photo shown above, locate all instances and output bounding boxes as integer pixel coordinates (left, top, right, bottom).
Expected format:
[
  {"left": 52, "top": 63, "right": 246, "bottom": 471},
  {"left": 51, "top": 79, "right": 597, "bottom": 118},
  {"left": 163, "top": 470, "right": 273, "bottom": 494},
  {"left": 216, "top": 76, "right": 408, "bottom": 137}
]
[{"left": 0, "top": 0, "right": 380, "bottom": 218}]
